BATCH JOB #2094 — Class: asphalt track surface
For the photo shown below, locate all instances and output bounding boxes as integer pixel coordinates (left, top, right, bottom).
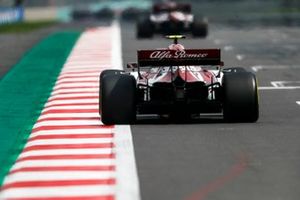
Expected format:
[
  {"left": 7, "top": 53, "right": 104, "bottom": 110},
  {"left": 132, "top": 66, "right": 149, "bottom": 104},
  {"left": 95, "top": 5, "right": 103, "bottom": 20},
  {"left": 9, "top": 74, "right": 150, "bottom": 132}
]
[
  {"left": 121, "top": 22, "right": 300, "bottom": 200},
  {"left": 1, "top": 20, "right": 300, "bottom": 200}
]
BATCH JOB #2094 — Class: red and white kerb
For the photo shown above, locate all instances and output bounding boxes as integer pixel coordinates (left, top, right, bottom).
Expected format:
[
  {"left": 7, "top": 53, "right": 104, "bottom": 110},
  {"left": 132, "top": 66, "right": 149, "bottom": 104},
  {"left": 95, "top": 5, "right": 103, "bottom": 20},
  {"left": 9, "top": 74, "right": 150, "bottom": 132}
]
[{"left": 0, "top": 23, "right": 140, "bottom": 200}]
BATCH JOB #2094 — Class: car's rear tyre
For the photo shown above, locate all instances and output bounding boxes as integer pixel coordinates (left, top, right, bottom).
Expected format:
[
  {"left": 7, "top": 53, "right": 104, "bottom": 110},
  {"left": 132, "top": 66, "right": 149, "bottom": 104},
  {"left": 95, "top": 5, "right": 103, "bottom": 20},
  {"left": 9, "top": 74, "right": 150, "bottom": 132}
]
[
  {"left": 192, "top": 19, "right": 208, "bottom": 38},
  {"left": 137, "top": 18, "right": 154, "bottom": 39},
  {"left": 94, "top": 8, "right": 114, "bottom": 19},
  {"left": 99, "top": 69, "right": 124, "bottom": 113},
  {"left": 222, "top": 72, "right": 259, "bottom": 122},
  {"left": 100, "top": 73, "right": 136, "bottom": 125},
  {"left": 100, "top": 69, "right": 124, "bottom": 80}
]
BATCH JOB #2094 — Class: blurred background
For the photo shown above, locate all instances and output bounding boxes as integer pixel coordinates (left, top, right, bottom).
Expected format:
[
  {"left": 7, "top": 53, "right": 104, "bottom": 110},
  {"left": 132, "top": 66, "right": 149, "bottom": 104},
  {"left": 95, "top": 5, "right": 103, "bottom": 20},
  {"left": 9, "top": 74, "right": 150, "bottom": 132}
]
[
  {"left": 0, "top": 0, "right": 300, "bottom": 26},
  {"left": 1, "top": 2, "right": 300, "bottom": 200}
]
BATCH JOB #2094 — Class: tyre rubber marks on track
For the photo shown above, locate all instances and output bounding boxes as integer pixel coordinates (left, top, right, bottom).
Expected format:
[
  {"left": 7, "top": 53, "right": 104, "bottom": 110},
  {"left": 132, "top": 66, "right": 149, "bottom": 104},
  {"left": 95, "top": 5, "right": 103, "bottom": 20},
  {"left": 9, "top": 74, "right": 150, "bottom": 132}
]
[{"left": 0, "top": 22, "right": 140, "bottom": 200}]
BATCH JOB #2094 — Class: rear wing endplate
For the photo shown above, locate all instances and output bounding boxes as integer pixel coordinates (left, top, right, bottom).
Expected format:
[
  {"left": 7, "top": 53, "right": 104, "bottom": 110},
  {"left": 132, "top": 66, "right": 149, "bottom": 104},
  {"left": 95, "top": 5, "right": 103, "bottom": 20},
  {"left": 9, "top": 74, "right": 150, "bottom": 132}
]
[{"left": 137, "top": 49, "right": 221, "bottom": 67}]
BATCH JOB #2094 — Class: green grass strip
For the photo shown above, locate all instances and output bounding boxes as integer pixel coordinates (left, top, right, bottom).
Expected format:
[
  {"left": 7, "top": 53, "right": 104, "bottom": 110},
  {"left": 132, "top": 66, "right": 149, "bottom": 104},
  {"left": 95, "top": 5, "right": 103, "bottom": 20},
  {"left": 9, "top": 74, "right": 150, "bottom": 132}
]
[
  {"left": 0, "top": 20, "right": 57, "bottom": 34},
  {"left": 0, "top": 31, "right": 81, "bottom": 185}
]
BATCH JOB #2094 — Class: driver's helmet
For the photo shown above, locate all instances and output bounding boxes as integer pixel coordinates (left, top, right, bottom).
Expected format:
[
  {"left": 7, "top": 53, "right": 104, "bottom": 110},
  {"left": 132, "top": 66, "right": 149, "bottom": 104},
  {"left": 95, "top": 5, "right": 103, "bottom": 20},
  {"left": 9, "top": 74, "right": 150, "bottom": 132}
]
[{"left": 168, "top": 43, "right": 185, "bottom": 51}]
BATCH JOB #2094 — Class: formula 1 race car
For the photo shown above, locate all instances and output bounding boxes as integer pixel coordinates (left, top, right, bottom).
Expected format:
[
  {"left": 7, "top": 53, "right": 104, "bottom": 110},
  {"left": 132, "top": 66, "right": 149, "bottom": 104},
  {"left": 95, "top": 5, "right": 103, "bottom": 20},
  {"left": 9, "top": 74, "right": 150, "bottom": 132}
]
[
  {"left": 72, "top": 8, "right": 93, "bottom": 20},
  {"left": 136, "top": 1, "right": 208, "bottom": 38},
  {"left": 99, "top": 35, "right": 259, "bottom": 124}
]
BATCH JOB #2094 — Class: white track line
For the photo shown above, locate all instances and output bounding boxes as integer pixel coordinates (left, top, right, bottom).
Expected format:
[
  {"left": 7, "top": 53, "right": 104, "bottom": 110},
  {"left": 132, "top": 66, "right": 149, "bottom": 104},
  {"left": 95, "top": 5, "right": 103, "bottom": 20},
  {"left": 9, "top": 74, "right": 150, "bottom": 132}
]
[
  {"left": 259, "top": 81, "right": 300, "bottom": 90},
  {"left": 59, "top": 72, "right": 100, "bottom": 78},
  {"left": 45, "top": 99, "right": 99, "bottom": 107},
  {"left": 60, "top": 67, "right": 108, "bottom": 72},
  {"left": 19, "top": 149, "right": 114, "bottom": 158},
  {"left": 49, "top": 93, "right": 99, "bottom": 99},
  {"left": 25, "top": 138, "right": 113, "bottom": 147},
  {"left": 259, "top": 86, "right": 300, "bottom": 90},
  {"left": 54, "top": 83, "right": 99, "bottom": 89},
  {"left": 0, "top": 186, "right": 115, "bottom": 199},
  {"left": 251, "top": 65, "right": 295, "bottom": 72},
  {"left": 115, "top": 124, "right": 140, "bottom": 200},
  {"left": 112, "top": 21, "right": 140, "bottom": 200},
  {"left": 52, "top": 88, "right": 99, "bottom": 94},
  {"left": 42, "top": 105, "right": 98, "bottom": 112},
  {"left": 271, "top": 81, "right": 285, "bottom": 88},
  {"left": 33, "top": 120, "right": 103, "bottom": 128},
  {"left": 29, "top": 129, "right": 112, "bottom": 138},
  {"left": 37, "top": 113, "right": 101, "bottom": 120},
  {"left": 56, "top": 77, "right": 99, "bottom": 81},
  {"left": 11, "top": 159, "right": 115, "bottom": 170}
]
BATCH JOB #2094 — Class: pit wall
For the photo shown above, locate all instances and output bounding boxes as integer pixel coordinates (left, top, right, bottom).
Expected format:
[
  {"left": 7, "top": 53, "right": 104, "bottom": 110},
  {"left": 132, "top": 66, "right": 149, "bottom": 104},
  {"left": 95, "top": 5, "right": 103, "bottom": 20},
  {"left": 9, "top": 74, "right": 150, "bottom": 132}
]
[
  {"left": 23, "top": 6, "right": 72, "bottom": 22},
  {"left": 24, "top": 6, "right": 58, "bottom": 22}
]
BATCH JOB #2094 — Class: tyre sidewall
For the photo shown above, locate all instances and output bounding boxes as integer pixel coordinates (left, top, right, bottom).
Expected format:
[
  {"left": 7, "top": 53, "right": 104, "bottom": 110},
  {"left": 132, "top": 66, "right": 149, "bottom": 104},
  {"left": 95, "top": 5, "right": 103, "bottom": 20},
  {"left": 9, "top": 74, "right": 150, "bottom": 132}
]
[
  {"left": 222, "top": 72, "right": 259, "bottom": 122},
  {"left": 137, "top": 18, "right": 154, "bottom": 38},
  {"left": 100, "top": 74, "right": 136, "bottom": 124},
  {"left": 192, "top": 19, "right": 208, "bottom": 38}
]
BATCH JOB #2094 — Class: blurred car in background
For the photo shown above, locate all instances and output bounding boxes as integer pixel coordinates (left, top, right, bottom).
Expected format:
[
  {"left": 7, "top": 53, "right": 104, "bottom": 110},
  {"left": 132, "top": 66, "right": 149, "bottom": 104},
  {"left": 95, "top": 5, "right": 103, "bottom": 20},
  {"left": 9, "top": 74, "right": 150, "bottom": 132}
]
[
  {"left": 72, "top": 6, "right": 114, "bottom": 21},
  {"left": 94, "top": 7, "right": 114, "bottom": 19},
  {"left": 72, "top": 8, "right": 93, "bottom": 20},
  {"left": 137, "top": 1, "right": 208, "bottom": 39},
  {"left": 121, "top": 7, "right": 149, "bottom": 21}
]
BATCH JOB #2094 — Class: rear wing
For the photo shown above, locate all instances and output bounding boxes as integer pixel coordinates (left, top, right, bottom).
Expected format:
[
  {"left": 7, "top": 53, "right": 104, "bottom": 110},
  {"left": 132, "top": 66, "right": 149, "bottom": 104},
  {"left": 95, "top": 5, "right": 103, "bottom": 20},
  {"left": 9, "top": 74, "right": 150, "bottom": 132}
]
[{"left": 137, "top": 49, "right": 221, "bottom": 67}]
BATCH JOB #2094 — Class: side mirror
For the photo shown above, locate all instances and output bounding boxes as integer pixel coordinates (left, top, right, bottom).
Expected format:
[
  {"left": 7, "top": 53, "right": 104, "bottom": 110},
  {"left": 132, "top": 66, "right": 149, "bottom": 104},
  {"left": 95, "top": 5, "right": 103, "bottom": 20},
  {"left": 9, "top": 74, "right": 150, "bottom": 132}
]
[
  {"left": 127, "top": 62, "right": 138, "bottom": 68},
  {"left": 219, "top": 61, "right": 224, "bottom": 67}
]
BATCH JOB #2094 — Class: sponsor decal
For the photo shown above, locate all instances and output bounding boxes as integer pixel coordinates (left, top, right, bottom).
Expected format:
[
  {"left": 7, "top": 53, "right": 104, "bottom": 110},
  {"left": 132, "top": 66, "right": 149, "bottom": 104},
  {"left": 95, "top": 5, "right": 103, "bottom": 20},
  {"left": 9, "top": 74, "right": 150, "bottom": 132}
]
[
  {"left": 150, "top": 50, "right": 208, "bottom": 60},
  {"left": 138, "top": 49, "right": 220, "bottom": 66},
  {"left": 0, "top": 7, "right": 23, "bottom": 25}
]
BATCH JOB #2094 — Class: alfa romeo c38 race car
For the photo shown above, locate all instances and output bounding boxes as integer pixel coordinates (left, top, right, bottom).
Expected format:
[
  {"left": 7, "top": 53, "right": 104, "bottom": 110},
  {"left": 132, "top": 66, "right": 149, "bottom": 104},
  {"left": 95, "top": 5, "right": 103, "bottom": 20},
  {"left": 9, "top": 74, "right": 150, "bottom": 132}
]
[
  {"left": 99, "top": 36, "right": 259, "bottom": 124},
  {"left": 137, "top": 1, "right": 208, "bottom": 38}
]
